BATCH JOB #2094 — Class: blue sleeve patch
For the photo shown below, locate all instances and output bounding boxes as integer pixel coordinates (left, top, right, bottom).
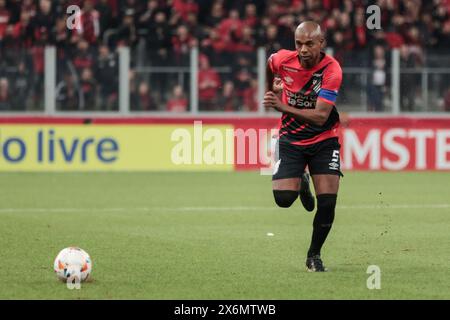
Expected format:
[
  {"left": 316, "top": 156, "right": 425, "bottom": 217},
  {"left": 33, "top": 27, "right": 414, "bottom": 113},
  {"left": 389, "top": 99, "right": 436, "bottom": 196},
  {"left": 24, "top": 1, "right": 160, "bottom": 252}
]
[{"left": 318, "top": 89, "right": 338, "bottom": 102}]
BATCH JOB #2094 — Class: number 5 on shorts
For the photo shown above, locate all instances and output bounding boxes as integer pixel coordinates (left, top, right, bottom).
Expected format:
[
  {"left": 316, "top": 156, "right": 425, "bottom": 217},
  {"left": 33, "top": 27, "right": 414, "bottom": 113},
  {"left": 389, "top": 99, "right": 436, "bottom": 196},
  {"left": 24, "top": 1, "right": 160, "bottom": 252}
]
[{"left": 332, "top": 150, "right": 339, "bottom": 163}]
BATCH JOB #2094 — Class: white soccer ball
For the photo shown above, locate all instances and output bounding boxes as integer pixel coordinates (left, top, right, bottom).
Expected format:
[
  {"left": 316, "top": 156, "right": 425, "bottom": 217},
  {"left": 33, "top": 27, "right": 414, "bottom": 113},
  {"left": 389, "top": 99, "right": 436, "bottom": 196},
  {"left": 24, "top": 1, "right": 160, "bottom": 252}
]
[{"left": 53, "top": 247, "right": 92, "bottom": 282}]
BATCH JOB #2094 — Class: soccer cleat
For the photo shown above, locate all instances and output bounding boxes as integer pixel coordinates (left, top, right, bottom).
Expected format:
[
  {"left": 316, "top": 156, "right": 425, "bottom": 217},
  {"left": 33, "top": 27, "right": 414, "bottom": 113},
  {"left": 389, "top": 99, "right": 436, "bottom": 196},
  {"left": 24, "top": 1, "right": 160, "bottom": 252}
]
[
  {"left": 306, "top": 255, "right": 328, "bottom": 272},
  {"left": 299, "top": 172, "right": 315, "bottom": 212}
]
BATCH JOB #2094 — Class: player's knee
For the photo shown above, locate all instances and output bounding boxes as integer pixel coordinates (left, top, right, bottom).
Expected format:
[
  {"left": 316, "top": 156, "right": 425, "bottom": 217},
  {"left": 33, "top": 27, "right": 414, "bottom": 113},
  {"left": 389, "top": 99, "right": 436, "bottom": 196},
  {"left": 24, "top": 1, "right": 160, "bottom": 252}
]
[
  {"left": 314, "top": 194, "right": 337, "bottom": 227},
  {"left": 273, "top": 190, "right": 298, "bottom": 208}
]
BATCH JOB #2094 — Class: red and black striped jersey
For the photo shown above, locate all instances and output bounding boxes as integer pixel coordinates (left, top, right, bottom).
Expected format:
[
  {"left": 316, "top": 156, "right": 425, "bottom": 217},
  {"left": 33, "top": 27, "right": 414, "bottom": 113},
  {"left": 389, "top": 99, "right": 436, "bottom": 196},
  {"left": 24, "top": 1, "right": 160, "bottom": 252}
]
[{"left": 268, "top": 49, "right": 343, "bottom": 145}]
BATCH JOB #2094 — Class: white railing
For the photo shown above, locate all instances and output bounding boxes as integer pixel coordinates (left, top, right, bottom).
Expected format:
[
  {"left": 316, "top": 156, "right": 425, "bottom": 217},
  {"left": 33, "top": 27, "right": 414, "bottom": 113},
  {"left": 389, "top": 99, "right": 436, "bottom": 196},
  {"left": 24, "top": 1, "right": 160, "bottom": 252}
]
[{"left": 3, "top": 46, "right": 450, "bottom": 116}]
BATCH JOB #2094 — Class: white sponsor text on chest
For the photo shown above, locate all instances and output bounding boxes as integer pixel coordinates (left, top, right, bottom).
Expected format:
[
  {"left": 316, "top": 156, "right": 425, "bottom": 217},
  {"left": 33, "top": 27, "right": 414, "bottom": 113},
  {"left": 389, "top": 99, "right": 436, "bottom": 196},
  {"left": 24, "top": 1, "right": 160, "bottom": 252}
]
[{"left": 282, "top": 66, "right": 299, "bottom": 72}]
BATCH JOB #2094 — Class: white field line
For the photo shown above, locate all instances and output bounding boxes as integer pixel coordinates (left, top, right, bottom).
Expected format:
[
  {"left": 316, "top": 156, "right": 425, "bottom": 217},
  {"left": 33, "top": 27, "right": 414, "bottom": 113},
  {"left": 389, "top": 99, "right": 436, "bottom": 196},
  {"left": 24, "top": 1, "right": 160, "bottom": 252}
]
[{"left": 0, "top": 204, "right": 449, "bottom": 214}]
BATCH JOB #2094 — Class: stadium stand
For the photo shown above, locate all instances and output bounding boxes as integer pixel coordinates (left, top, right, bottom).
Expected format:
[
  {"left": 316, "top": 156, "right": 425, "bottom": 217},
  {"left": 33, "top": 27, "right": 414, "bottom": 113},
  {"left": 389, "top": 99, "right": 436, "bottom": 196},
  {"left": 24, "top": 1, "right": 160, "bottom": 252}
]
[{"left": 0, "top": 0, "right": 449, "bottom": 112}]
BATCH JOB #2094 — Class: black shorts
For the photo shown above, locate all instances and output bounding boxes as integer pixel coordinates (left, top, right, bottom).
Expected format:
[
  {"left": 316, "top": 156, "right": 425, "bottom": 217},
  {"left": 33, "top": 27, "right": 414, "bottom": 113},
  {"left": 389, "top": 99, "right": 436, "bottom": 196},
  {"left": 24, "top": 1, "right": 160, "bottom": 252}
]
[{"left": 272, "top": 137, "right": 343, "bottom": 180}]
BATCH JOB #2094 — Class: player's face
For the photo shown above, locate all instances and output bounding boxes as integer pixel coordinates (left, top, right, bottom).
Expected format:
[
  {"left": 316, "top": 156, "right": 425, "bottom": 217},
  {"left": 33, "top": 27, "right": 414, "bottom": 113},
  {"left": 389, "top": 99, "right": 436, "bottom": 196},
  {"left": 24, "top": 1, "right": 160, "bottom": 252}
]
[{"left": 295, "top": 33, "right": 323, "bottom": 69}]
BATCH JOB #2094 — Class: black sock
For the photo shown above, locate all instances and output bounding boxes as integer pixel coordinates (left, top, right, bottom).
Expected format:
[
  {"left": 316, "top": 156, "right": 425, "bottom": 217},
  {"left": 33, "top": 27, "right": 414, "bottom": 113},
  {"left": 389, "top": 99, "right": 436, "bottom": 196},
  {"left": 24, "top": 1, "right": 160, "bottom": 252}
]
[{"left": 307, "top": 194, "right": 337, "bottom": 257}]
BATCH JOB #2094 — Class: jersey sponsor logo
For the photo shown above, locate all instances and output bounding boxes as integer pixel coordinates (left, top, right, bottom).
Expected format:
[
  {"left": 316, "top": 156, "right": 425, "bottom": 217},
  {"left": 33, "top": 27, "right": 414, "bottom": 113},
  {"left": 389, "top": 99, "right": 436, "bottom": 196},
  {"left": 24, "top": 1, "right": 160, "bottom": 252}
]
[{"left": 286, "top": 90, "right": 317, "bottom": 109}]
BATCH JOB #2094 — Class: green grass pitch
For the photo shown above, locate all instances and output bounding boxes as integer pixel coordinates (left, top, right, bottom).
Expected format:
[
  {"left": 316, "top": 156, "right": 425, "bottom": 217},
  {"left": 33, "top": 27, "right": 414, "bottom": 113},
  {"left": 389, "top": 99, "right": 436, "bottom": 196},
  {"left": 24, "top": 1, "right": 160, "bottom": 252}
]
[{"left": 0, "top": 171, "right": 449, "bottom": 299}]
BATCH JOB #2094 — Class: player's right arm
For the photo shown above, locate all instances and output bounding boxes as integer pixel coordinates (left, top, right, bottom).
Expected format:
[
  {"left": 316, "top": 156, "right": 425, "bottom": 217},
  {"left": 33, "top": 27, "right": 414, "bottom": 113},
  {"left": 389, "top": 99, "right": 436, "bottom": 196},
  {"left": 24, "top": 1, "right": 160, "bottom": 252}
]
[
  {"left": 266, "top": 53, "right": 283, "bottom": 94},
  {"left": 266, "top": 56, "right": 275, "bottom": 92}
]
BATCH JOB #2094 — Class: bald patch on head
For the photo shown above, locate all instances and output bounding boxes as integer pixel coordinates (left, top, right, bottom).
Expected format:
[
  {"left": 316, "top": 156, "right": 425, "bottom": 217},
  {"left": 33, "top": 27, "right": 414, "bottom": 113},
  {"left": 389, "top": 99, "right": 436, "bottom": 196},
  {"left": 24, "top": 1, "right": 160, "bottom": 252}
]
[{"left": 295, "top": 21, "right": 323, "bottom": 40}]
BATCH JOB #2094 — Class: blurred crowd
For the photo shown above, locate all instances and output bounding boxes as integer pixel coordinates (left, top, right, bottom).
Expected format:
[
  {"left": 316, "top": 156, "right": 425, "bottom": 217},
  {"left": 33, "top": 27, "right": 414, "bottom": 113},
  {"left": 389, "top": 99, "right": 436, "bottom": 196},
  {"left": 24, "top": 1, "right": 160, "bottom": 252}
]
[{"left": 0, "top": 0, "right": 449, "bottom": 112}]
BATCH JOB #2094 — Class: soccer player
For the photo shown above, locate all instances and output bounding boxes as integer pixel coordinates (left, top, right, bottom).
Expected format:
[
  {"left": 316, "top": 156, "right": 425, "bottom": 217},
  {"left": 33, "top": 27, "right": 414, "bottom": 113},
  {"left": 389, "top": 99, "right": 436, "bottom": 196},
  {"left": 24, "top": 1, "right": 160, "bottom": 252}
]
[{"left": 263, "top": 21, "right": 343, "bottom": 272}]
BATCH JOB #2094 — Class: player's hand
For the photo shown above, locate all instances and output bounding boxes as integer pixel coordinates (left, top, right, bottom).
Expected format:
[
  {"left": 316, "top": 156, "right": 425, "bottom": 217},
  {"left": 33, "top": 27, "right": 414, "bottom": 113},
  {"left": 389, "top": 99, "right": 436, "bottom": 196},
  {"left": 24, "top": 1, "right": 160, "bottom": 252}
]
[
  {"left": 273, "top": 77, "right": 283, "bottom": 94},
  {"left": 263, "top": 91, "right": 286, "bottom": 113}
]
